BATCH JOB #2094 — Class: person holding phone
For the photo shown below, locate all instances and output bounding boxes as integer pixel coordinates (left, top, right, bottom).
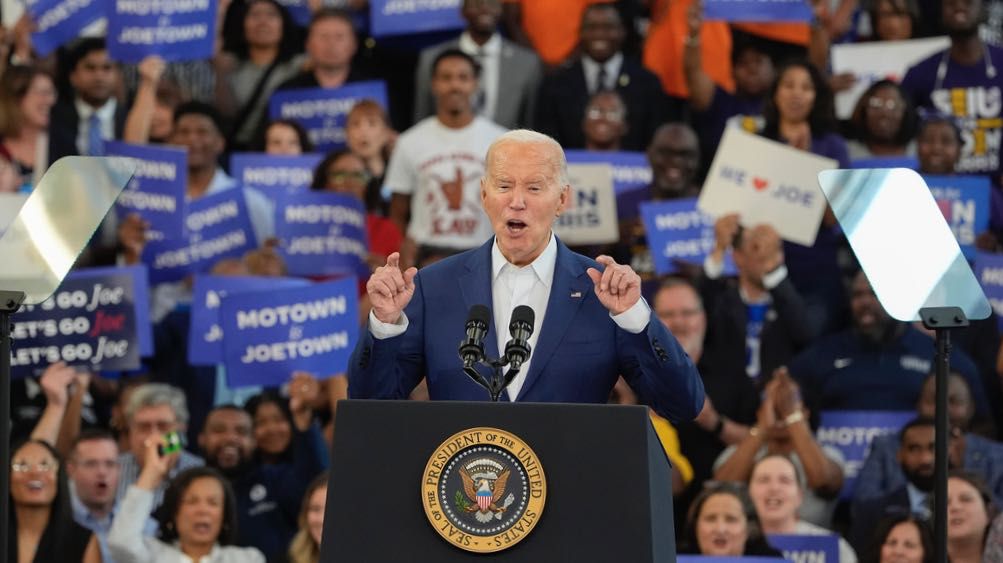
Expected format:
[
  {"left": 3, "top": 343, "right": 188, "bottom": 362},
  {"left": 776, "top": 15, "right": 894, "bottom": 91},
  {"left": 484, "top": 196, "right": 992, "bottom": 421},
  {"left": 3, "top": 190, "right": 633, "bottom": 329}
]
[{"left": 109, "top": 436, "right": 265, "bottom": 562}]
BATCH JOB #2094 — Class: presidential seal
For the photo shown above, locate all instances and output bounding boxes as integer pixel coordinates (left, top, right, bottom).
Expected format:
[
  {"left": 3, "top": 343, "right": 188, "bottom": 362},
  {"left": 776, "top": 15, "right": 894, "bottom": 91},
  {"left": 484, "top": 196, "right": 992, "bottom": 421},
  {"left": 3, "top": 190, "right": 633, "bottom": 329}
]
[{"left": 421, "top": 427, "right": 546, "bottom": 553}]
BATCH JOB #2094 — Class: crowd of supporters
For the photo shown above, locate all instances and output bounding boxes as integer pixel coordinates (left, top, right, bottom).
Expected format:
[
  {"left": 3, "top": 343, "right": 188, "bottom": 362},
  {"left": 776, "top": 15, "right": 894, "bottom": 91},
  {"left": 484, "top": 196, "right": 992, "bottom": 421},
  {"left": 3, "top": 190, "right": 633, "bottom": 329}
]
[{"left": 3, "top": 0, "right": 1003, "bottom": 561}]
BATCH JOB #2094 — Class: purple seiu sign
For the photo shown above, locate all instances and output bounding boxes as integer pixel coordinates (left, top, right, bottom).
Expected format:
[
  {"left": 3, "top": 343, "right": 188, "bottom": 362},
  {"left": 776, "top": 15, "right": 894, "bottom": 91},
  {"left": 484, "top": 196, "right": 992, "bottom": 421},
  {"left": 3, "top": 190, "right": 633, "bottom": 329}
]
[
  {"left": 229, "top": 152, "right": 323, "bottom": 205},
  {"left": 815, "top": 410, "right": 915, "bottom": 499},
  {"left": 274, "top": 192, "right": 369, "bottom": 278},
  {"left": 27, "top": 0, "right": 106, "bottom": 56},
  {"left": 369, "top": 0, "right": 465, "bottom": 37},
  {"left": 220, "top": 278, "right": 359, "bottom": 387},
  {"left": 640, "top": 198, "right": 737, "bottom": 275},
  {"left": 188, "top": 275, "right": 310, "bottom": 365},
  {"left": 268, "top": 81, "right": 389, "bottom": 153},
  {"left": 142, "top": 189, "right": 259, "bottom": 284},
  {"left": 106, "top": 141, "right": 187, "bottom": 242},
  {"left": 10, "top": 266, "right": 151, "bottom": 377},
  {"left": 107, "top": 0, "right": 216, "bottom": 62}
]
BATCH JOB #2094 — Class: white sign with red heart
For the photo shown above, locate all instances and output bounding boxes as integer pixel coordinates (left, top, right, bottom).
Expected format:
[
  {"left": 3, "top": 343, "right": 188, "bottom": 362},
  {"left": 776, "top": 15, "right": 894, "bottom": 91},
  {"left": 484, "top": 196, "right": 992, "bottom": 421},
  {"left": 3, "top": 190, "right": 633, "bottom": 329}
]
[{"left": 697, "top": 128, "right": 838, "bottom": 247}]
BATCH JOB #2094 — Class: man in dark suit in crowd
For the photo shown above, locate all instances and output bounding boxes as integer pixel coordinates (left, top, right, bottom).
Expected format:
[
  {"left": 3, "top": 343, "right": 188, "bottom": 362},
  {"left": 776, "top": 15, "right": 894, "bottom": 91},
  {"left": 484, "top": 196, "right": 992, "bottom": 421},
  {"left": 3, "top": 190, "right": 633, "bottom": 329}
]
[
  {"left": 535, "top": 3, "right": 681, "bottom": 151},
  {"left": 49, "top": 38, "right": 127, "bottom": 162},
  {"left": 349, "top": 129, "right": 704, "bottom": 424},
  {"left": 413, "top": 0, "right": 541, "bottom": 130}
]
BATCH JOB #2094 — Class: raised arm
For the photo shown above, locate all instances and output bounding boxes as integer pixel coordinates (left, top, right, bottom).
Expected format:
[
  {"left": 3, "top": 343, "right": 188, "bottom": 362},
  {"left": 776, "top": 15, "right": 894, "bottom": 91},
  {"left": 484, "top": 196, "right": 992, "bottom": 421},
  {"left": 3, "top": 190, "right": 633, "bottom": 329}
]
[{"left": 682, "top": 0, "right": 716, "bottom": 112}]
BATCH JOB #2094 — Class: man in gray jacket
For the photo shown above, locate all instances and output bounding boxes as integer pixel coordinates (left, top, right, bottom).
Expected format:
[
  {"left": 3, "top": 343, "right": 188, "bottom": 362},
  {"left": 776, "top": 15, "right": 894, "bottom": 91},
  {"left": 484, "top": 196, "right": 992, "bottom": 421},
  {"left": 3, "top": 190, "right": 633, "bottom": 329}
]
[{"left": 413, "top": 0, "right": 541, "bottom": 130}]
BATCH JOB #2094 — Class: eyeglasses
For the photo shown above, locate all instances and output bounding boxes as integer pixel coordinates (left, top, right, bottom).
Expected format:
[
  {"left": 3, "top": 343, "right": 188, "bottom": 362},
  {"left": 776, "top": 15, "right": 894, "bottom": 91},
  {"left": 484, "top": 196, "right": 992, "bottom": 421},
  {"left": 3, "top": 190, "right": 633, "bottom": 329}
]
[
  {"left": 12, "top": 460, "right": 58, "bottom": 473},
  {"left": 328, "top": 170, "right": 370, "bottom": 183},
  {"left": 868, "top": 97, "right": 904, "bottom": 111},
  {"left": 586, "top": 108, "right": 625, "bottom": 121}
]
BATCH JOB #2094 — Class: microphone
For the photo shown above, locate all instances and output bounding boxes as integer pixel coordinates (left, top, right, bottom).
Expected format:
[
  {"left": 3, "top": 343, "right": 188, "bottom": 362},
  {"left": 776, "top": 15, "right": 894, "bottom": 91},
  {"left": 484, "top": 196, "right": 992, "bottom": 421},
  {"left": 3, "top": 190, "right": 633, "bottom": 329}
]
[
  {"left": 504, "top": 305, "right": 535, "bottom": 372},
  {"left": 458, "top": 305, "right": 490, "bottom": 368}
]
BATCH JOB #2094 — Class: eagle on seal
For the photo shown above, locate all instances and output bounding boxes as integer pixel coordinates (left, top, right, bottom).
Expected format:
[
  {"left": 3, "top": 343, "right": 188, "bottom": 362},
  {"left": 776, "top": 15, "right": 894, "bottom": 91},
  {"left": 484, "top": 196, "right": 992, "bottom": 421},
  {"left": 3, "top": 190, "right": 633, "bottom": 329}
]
[{"left": 459, "top": 467, "right": 511, "bottom": 523}]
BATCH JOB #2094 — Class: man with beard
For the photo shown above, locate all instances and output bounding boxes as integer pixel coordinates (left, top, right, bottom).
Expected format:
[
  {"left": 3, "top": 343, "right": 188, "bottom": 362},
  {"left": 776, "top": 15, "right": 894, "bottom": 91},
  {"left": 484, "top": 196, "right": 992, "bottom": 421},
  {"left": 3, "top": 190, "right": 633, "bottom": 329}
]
[
  {"left": 787, "top": 270, "right": 988, "bottom": 417},
  {"left": 386, "top": 49, "right": 507, "bottom": 269},
  {"left": 608, "top": 123, "right": 703, "bottom": 282},
  {"left": 198, "top": 394, "right": 327, "bottom": 558},
  {"left": 848, "top": 418, "right": 938, "bottom": 553},
  {"left": 413, "top": 0, "right": 541, "bottom": 129}
]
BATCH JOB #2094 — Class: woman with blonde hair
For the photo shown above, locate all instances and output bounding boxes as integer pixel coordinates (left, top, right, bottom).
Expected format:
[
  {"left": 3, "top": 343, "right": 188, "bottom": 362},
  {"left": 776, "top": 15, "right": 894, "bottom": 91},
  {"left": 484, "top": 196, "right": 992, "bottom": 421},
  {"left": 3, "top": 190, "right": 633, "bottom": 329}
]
[{"left": 287, "top": 473, "right": 329, "bottom": 563}]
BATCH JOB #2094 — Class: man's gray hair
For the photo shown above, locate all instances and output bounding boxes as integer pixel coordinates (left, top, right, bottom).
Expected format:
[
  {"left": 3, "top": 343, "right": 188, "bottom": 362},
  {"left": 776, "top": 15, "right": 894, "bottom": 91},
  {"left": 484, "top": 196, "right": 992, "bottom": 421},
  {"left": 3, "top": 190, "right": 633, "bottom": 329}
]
[
  {"left": 485, "top": 129, "right": 570, "bottom": 186},
  {"left": 125, "top": 383, "right": 189, "bottom": 428}
]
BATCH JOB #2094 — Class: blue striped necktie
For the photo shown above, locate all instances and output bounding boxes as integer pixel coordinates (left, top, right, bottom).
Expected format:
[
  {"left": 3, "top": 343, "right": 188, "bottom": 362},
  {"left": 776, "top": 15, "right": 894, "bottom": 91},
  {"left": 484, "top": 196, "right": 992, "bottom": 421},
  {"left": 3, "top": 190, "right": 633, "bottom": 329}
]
[{"left": 87, "top": 112, "right": 104, "bottom": 156}]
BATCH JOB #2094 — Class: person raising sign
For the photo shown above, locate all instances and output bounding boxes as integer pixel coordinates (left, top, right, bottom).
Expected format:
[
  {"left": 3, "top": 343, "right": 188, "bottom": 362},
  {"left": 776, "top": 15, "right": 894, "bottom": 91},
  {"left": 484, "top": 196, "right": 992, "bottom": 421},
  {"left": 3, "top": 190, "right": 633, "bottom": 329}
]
[{"left": 348, "top": 129, "right": 704, "bottom": 423}]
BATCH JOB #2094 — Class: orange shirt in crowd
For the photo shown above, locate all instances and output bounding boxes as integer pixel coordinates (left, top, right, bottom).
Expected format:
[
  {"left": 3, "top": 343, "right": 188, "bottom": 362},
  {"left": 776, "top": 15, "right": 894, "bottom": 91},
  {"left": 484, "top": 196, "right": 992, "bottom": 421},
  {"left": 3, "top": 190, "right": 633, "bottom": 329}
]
[
  {"left": 502, "top": 0, "right": 612, "bottom": 67},
  {"left": 643, "top": 0, "right": 734, "bottom": 98}
]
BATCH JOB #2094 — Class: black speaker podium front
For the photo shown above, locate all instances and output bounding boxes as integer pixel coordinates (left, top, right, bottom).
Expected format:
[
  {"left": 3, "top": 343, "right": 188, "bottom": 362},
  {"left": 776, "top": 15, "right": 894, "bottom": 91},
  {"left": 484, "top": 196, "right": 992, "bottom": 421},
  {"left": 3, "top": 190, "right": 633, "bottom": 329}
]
[{"left": 320, "top": 400, "right": 677, "bottom": 562}]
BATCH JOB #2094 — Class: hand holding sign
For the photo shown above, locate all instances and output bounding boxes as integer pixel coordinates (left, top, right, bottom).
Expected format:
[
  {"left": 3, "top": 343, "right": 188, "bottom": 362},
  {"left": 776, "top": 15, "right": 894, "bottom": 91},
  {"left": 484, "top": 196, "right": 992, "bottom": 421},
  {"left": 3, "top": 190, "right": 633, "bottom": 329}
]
[
  {"left": 368, "top": 252, "right": 417, "bottom": 325},
  {"left": 289, "top": 371, "right": 320, "bottom": 431},
  {"left": 586, "top": 255, "right": 642, "bottom": 315},
  {"left": 745, "top": 223, "right": 785, "bottom": 280},
  {"left": 39, "top": 362, "right": 79, "bottom": 408}
]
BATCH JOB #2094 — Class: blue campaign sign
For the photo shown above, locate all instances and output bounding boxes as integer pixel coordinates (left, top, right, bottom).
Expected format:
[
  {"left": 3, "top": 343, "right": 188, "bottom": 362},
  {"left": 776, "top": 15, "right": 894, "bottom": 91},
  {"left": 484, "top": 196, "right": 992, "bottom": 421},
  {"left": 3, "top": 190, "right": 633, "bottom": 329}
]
[
  {"left": 678, "top": 553, "right": 786, "bottom": 557},
  {"left": 27, "top": 0, "right": 106, "bottom": 56},
  {"left": 220, "top": 278, "right": 359, "bottom": 387},
  {"left": 640, "top": 198, "right": 736, "bottom": 275},
  {"left": 767, "top": 534, "right": 839, "bottom": 563},
  {"left": 369, "top": 0, "right": 465, "bottom": 37},
  {"left": 703, "top": 0, "right": 813, "bottom": 21},
  {"left": 107, "top": 0, "right": 216, "bottom": 62},
  {"left": 188, "top": 275, "right": 310, "bottom": 365},
  {"left": 850, "top": 156, "right": 919, "bottom": 169},
  {"left": 10, "top": 266, "right": 150, "bottom": 377},
  {"left": 268, "top": 81, "right": 389, "bottom": 153},
  {"left": 142, "top": 189, "right": 260, "bottom": 284},
  {"left": 274, "top": 192, "right": 369, "bottom": 278},
  {"left": 106, "top": 141, "right": 187, "bottom": 242},
  {"left": 816, "top": 410, "right": 914, "bottom": 499},
  {"left": 229, "top": 152, "right": 323, "bottom": 203},
  {"left": 923, "top": 174, "right": 990, "bottom": 260},
  {"left": 565, "top": 150, "right": 652, "bottom": 196},
  {"left": 975, "top": 251, "right": 1003, "bottom": 331},
  {"left": 273, "top": 0, "right": 310, "bottom": 25}
]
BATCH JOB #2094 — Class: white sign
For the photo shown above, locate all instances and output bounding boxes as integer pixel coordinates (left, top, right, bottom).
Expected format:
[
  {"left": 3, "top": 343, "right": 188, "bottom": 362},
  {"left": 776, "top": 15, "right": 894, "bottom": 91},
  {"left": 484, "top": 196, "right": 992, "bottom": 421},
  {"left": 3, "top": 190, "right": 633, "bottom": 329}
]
[
  {"left": 553, "top": 164, "right": 618, "bottom": 245},
  {"left": 697, "top": 128, "right": 837, "bottom": 246},
  {"left": 831, "top": 36, "right": 950, "bottom": 119}
]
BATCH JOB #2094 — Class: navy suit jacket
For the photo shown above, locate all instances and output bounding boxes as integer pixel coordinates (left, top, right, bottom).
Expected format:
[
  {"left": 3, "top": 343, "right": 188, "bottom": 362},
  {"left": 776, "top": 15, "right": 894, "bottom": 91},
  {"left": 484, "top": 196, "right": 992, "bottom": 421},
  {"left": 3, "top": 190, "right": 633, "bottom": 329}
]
[{"left": 348, "top": 238, "right": 705, "bottom": 424}]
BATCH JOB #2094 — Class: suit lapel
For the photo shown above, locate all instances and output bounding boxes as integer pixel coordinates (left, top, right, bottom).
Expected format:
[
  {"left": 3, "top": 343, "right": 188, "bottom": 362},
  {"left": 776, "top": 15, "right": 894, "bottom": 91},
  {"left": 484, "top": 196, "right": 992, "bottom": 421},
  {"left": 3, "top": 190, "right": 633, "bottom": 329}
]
[
  {"left": 514, "top": 240, "right": 591, "bottom": 400},
  {"left": 458, "top": 239, "right": 499, "bottom": 358}
]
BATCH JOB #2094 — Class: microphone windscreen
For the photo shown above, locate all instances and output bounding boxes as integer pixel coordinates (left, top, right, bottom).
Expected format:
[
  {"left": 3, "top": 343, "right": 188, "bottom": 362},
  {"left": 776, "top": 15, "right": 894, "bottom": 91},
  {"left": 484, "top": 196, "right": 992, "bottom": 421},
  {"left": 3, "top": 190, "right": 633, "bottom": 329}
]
[
  {"left": 510, "top": 305, "right": 535, "bottom": 331},
  {"left": 469, "top": 304, "right": 491, "bottom": 326}
]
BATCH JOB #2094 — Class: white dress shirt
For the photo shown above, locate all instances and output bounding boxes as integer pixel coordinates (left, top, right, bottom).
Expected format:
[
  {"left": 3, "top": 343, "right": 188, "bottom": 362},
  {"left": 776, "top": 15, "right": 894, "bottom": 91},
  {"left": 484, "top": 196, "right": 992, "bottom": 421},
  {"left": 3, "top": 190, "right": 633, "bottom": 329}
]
[
  {"left": 369, "top": 233, "right": 652, "bottom": 400},
  {"left": 582, "top": 53, "right": 623, "bottom": 94},
  {"left": 74, "top": 97, "right": 117, "bottom": 154},
  {"left": 458, "top": 32, "right": 502, "bottom": 122}
]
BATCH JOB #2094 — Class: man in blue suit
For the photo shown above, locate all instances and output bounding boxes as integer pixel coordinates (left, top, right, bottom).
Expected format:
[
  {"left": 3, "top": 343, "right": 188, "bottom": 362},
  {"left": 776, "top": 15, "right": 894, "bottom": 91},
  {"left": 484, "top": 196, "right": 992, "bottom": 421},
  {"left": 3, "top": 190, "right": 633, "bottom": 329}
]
[{"left": 348, "top": 130, "right": 704, "bottom": 424}]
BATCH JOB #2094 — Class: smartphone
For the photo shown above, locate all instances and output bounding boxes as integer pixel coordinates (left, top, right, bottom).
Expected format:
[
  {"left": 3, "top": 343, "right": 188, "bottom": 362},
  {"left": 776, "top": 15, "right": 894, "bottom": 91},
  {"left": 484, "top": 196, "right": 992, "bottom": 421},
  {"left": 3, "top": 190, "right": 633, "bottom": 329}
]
[{"left": 157, "top": 431, "right": 183, "bottom": 456}]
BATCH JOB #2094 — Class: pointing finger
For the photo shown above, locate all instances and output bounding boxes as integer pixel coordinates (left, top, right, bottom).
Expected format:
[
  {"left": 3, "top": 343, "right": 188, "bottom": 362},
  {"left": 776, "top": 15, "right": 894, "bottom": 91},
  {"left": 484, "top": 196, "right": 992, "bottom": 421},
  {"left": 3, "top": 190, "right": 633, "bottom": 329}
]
[{"left": 386, "top": 252, "right": 400, "bottom": 270}]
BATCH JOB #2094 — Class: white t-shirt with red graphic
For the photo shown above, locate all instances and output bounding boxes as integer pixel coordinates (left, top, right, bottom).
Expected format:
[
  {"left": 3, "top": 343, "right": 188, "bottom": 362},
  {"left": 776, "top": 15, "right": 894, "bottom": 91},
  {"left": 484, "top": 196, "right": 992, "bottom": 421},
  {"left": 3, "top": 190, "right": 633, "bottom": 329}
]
[{"left": 384, "top": 116, "right": 507, "bottom": 249}]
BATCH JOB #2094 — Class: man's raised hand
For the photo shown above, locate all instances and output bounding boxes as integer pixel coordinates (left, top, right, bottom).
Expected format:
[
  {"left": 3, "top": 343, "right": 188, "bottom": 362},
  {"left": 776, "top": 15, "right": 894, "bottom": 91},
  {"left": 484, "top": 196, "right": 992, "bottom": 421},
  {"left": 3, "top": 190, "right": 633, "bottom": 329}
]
[
  {"left": 367, "top": 252, "right": 418, "bottom": 325},
  {"left": 586, "top": 255, "right": 641, "bottom": 315}
]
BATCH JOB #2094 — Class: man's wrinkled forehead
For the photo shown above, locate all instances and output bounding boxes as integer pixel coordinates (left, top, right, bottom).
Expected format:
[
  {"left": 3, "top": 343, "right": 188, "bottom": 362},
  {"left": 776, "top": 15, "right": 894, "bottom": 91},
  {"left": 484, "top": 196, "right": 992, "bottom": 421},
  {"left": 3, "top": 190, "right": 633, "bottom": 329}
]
[{"left": 487, "top": 142, "right": 562, "bottom": 182}]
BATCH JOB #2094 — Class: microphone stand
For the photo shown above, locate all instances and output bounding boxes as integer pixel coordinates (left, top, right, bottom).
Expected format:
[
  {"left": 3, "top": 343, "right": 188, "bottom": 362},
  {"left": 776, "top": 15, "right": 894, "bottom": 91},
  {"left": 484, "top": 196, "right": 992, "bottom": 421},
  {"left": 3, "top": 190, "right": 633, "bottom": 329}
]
[
  {"left": 1, "top": 290, "right": 26, "bottom": 562},
  {"left": 462, "top": 355, "right": 521, "bottom": 403}
]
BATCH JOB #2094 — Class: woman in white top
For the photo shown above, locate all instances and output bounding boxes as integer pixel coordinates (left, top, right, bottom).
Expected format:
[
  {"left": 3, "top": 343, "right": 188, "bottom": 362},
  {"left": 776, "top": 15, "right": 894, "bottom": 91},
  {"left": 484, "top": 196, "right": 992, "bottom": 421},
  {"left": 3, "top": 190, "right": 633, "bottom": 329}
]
[
  {"left": 749, "top": 454, "right": 858, "bottom": 562},
  {"left": 108, "top": 437, "right": 264, "bottom": 563}
]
